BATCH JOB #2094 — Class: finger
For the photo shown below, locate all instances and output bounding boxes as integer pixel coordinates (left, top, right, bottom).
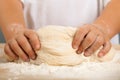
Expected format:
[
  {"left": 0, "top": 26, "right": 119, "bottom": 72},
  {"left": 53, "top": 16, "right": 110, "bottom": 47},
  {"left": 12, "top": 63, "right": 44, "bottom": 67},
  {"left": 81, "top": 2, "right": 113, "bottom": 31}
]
[
  {"left": 9, "top": 39, "right": 29, "bottom": 62},
  {"left": 16, "top": 35, "right": 36, "bottom": 60},
  {"left": 84, "top": 36, "right": 104, "bottom": 57},
  {"left": 76, "top": 46, "right": 83, "bottom": 54},
  {"left": 79, "top": 31, "right": 97, "bottom": 53},
  {"left": 72, "top": 25, "right": 90, "bottom": 49},
  {"left": 4, "top": 43, "right": 18, "bottom": 60},
  {"left": 24, "top": 30, "right": 40, "bottom": 51},
  {"left": 98, "top": 41, "right": 111, "bottom": 57}
]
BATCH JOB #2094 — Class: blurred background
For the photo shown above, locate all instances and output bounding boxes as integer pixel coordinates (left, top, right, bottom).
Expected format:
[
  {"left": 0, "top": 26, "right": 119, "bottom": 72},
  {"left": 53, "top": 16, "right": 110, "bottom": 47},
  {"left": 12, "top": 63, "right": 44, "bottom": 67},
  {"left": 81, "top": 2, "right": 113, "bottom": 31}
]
[{"left": 0, "top": 29, "right": 5, "bottom": 43}]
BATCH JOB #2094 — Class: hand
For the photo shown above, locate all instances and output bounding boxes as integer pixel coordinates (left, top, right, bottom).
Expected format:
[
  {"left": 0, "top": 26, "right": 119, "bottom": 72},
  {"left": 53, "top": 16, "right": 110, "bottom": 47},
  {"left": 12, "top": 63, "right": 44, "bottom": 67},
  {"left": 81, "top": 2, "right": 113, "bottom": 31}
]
[
  {"left": 4, "top": 29, "right": 41, "bottom": 61},
  {"left": 72, "top": 24, "right": 111, "bottom": 57}
]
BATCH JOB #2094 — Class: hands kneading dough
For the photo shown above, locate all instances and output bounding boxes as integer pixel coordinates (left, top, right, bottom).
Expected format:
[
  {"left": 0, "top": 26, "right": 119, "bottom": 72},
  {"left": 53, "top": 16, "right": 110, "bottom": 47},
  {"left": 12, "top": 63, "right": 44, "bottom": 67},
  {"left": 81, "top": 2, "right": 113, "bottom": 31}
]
[{"left": 6, "top": 25, "right": 116, "bottom": 66}]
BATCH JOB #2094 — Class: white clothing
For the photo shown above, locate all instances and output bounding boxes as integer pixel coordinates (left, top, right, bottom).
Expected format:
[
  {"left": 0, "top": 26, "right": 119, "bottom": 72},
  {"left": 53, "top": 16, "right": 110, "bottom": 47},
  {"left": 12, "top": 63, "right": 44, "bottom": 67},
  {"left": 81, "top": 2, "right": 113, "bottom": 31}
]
[{"left": 22, "top": 0, "right": 119, "bottom": 44}]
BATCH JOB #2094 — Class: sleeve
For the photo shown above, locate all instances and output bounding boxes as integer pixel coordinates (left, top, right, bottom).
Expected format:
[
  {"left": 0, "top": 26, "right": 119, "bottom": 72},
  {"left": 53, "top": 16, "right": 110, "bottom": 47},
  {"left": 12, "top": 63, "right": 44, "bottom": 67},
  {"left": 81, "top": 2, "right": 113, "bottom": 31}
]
[
  {"left": 20, "top": 0, "right": 24, "bottom": 3},
  {"left": 104, "top": 0, "right": 111, "bottom": 7}
]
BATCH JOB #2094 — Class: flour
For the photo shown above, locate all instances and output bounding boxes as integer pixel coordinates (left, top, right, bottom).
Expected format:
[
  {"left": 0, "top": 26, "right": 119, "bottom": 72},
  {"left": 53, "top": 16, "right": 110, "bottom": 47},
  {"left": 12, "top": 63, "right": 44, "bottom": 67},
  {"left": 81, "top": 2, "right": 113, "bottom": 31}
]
[
  {"left": 0, "top": 52, "right": 120, "bottom": 80},
  {"left": 0, "top": 62, "right": 120, "bottom": 80}
]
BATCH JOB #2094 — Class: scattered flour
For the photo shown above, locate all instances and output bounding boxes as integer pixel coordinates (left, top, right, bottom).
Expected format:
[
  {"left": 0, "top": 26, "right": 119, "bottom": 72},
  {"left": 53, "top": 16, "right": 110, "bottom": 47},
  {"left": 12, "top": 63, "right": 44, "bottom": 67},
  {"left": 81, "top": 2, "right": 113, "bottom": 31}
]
[
  {"left": 0, "top": 58, "right": 120, "bottom": 80},
  {"left": 0, "top": 47, "right": 120, "bottom": 80}
]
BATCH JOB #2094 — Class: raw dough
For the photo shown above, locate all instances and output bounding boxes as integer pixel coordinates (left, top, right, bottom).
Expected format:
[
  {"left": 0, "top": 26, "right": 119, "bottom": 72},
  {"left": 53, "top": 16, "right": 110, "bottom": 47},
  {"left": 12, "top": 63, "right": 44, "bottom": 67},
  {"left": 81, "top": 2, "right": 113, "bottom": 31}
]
[
  {"left": 31, "top": 25, "right": 116, "bottom": 66},
  {"left": 6, "top": 25, "right": 116, "bottom": 66}
]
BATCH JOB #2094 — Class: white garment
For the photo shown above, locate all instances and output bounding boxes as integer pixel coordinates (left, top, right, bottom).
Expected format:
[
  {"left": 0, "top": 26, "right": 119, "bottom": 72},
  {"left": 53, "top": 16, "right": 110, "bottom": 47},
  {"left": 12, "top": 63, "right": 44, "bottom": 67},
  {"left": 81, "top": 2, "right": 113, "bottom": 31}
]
[{"left": 22, "top": 0, "right": 119, "bottom": 44}]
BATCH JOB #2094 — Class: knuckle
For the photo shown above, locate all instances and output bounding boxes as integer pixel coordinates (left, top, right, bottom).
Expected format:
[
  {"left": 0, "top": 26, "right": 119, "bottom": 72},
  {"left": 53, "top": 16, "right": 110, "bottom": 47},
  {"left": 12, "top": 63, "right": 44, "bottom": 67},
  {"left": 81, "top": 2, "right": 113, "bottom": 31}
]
[
  {"left": 16, "top": 34, "right": 22, "bottom": 40},
  {"left": 80, "top": 29, "right": 86, "bottom": 33},
  {"left": 16, "top": 36, "right": 29, "bottom": 46},
  {"left": 28, "top": 32, "right": 33, "bottom": 36},
  {"left": 10, "top": 39, "right": 17, "bottom": 46},
  {"left": 25, "top": 30, "right": 35, "bottom": 36},
  {"left": 97, "top": 37, "right": 104, "bottom": 45},
  {"left": 78, "top": 27, "right": 85, "bottom": 33}
]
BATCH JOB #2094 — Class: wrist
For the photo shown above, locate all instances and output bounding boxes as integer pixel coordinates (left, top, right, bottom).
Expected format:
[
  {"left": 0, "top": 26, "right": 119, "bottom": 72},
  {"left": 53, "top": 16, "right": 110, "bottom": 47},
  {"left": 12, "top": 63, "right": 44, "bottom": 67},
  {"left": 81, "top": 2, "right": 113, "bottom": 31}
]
[
  {"left": 89, "top": 23, "right": 110, "bottom": 41},
  {"left": 2, "top": 23, "right": 26, "bottom": 41},
  {"left": 8, "top": 23, "right": 26, "bottom": 34},
  {"left": 93, "top": 20, "right": 117, "bottom": 39}
]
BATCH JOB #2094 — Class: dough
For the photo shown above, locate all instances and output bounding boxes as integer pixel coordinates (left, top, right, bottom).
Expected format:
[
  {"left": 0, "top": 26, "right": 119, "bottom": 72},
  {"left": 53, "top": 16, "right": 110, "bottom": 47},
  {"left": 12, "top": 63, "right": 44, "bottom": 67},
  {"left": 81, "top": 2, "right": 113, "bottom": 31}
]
[
  {"left": 31, "top": 25, "right": 116, "bottom": 66},
  {"left": 6, "top": 25, "right": 116, "bottom": 66}
]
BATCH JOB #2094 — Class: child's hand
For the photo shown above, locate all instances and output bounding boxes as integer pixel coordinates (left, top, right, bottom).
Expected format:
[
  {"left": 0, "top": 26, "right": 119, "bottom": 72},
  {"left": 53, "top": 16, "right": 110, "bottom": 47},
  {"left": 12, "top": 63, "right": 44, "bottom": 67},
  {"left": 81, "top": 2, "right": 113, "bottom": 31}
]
[
  {"left": 72, "top": 24, "right": 111, "bottom": 57},
  {"left": 4, "top": 29, "right": 41, "bottom": 61}
]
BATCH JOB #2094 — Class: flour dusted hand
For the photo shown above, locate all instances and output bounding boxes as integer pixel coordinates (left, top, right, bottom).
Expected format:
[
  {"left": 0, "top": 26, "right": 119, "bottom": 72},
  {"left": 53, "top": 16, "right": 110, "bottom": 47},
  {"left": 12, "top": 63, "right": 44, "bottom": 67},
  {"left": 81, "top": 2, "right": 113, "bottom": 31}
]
[{"left": 8, "top": 25, "right": 116, "bottom": 66}]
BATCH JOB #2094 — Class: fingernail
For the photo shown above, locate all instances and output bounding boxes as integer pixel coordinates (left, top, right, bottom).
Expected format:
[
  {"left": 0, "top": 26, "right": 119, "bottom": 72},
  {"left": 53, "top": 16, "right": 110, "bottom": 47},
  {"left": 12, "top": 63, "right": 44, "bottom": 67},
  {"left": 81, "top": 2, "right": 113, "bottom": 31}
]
[{"left": 77, "top": 50, "right": 82, "bottom": 54}]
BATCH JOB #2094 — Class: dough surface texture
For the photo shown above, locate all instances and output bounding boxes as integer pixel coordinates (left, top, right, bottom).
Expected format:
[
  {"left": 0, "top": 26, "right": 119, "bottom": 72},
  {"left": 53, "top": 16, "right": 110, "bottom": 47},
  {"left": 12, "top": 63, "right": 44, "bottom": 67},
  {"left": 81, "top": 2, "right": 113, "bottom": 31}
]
[{"left": 31, "top": 25, "right": 116, "bottom": 66}]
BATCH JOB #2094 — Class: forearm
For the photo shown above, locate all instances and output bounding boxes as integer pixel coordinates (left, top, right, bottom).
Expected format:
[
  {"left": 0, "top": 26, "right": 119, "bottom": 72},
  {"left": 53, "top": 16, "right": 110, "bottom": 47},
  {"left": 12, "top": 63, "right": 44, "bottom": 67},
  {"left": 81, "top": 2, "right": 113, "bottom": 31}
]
[
  {"left": 0, "top": 0, "right": 26, "bottom": 41},
  {"left": 94, "top": 0, "right": 120, "bottom": 39}
]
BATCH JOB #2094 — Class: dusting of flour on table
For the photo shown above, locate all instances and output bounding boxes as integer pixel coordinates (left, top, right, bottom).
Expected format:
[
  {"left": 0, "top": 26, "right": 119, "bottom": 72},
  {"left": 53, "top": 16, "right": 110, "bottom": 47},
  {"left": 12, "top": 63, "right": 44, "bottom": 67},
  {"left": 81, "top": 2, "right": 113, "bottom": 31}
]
[
  {"left": 0, "top": 61, "right": 120, "bottom": 80},
  {"left": 0, "top": 51, "right": 120, "bottom": 80}
]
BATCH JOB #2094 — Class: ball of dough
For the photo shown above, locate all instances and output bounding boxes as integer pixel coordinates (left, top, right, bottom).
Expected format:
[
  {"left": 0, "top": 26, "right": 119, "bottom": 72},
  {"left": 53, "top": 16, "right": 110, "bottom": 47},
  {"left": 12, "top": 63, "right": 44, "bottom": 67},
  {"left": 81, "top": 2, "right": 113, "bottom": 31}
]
[{"left": 31, "top": 25, "right": 116, "bottom": 66}]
